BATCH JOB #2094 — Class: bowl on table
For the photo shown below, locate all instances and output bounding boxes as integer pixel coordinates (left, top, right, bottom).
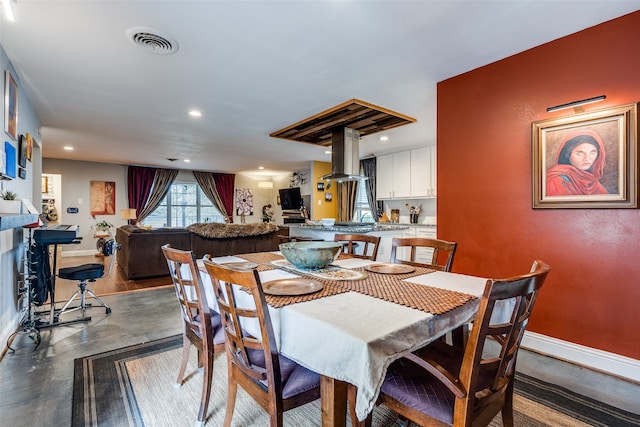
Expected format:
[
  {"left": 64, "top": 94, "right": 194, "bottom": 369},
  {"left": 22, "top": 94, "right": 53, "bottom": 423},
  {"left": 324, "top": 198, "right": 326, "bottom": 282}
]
[
  {"left": 320, "top": 218, "right": 336, "bottom": 227},
  {"left": 279, "top": 241, "right": 342, "bottom": 270}
]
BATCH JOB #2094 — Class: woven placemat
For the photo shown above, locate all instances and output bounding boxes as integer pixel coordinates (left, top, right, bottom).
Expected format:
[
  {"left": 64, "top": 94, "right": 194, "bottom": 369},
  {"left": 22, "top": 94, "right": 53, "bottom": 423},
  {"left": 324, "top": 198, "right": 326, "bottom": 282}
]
[
  {"left": 234, "top": 252, "right": 476, "bottom": 314},
  {"left": 237, "top": 252, "right": 283, "bottom": 266},
  {"left": 263, "top": 281, "right": 351, "bottom": 308},
  {"left": 344, "top": 271, "right": 476, "bottom": 315}
]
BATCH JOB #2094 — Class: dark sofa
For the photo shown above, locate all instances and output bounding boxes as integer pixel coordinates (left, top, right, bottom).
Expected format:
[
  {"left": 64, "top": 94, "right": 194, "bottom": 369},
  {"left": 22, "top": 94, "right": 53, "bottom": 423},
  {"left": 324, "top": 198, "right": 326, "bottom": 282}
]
[{"left": 116, "top": 223, "right": 280, "bottom": 279}]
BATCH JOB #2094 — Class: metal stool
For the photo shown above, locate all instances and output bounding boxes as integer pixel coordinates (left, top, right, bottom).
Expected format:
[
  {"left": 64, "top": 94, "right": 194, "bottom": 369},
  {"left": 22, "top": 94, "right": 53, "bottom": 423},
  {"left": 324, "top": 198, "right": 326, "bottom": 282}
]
[{"left": 56, "top": 239, "right": 120, "bottom": 321}]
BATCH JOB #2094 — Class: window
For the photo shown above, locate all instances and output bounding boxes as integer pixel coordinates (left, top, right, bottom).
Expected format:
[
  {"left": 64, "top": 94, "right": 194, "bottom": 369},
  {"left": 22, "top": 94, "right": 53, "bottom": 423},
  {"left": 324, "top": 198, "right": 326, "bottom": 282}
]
[
  {"left": 142, "top": 182, "right": 224, "bottom": 228},
  {"left": 353, "top": 179, "right": 375, "bottom": 223}
]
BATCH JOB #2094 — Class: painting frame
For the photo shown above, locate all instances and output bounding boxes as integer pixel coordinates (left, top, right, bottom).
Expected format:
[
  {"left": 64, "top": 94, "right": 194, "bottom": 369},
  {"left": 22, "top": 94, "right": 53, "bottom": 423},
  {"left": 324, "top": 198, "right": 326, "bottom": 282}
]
[
  {"left": 18, "top": 134, "right": 27, "bottom": 167},
  {"left": 532, "top": 102, "right": 638, "bottom": 209},
  {"left": 4, "top": 71, "right": 18, "bottom": 141},
  {"left": 90, "top": 180, "right": 116, "bottom": 215}
]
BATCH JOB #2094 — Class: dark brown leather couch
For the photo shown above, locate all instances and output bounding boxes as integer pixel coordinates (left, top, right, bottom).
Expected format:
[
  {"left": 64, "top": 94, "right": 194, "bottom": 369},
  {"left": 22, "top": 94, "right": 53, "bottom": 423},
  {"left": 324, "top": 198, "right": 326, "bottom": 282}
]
[
  {"left": 116, "top": 224, "right": 281, "bottom": 279},
  {"left": 116, "top": 226, "right": 191, "bottom": 279}
]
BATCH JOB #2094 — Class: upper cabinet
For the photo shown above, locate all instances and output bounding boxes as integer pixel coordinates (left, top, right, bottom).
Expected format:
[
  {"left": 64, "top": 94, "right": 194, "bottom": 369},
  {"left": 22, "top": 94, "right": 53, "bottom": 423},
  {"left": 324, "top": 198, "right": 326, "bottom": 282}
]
[
  {"left": 377, "top": 147, "right": 435, "bottom": 199},
  {"left": 377, "top": 151, "right": 411, "bottom": 199}
]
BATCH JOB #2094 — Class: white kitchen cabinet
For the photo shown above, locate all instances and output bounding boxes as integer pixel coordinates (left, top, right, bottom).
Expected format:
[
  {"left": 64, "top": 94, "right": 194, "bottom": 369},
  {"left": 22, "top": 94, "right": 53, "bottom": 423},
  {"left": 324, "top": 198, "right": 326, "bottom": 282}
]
[
  {"left": 414, "top": 226, "right": 436, "bottom": 264},
  {"left": 376, "top": 151, "right": 411, "bottom": 199},
  {"left": 377, "top": 147, "right": 435, "bottom": 199},
  {"left": 392, "top": 226, "right": 437, "bottom": 263},
  {"left": 410, "top": 146, "right": 436, "bottom": 198}
]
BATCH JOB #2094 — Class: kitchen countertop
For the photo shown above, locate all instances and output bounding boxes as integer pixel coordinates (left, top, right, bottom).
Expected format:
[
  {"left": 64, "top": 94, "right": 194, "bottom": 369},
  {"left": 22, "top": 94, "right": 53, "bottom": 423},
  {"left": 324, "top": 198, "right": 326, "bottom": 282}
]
[{"left": 287, "top": 223, "right": 411, "bottom": 233}]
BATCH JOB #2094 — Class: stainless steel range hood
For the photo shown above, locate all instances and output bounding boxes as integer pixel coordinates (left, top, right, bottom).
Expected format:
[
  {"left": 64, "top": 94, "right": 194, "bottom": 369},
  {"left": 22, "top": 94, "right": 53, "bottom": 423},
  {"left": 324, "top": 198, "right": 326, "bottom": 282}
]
[{"left": 321, "top": 127, "right": 367, "bottom": 182}]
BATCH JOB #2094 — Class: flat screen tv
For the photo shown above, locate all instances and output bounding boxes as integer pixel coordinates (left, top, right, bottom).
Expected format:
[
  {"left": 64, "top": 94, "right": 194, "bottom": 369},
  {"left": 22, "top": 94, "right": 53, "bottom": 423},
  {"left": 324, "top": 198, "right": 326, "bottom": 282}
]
[{"left": 279, "top": 187, "right": 303, "bottom": 210}]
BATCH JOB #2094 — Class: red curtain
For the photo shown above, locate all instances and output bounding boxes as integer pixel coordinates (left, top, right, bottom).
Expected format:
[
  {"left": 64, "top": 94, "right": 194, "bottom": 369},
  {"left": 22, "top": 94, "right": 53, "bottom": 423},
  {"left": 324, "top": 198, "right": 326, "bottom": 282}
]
[
  {"left": 127, "top": 166, "right": 156, "bottom": 225},
  {"left": 212, "top": 172, "right": 235, "bottom": 223}
]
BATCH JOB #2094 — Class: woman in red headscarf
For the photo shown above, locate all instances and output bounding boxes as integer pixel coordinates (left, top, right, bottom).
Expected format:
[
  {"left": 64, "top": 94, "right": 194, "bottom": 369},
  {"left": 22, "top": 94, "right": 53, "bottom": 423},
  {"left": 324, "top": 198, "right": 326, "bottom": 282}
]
[{"left": 546, "top": 130, "right": 608, "bottom": 196}]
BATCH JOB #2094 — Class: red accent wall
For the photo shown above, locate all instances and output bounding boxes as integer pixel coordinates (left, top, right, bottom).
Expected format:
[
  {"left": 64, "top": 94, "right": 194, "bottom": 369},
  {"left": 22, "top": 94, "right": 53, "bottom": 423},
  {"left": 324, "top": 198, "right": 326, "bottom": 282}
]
[{"left": 437, "top": 11, "right": 640, "bottom": 359}]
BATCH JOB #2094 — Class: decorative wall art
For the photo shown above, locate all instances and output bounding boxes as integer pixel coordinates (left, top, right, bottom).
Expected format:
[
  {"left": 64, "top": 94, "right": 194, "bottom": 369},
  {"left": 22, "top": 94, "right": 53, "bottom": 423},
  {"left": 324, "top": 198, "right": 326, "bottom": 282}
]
[
  {"left": 26, "top": 132, "right": 33, "bottom": 161},
  {"left": 317, "top": 182, "right": 325, "bottom": 191},
  {"left": 532, "top": 103, "right": 638, "bottom": 209},
  {"left": 325, "top": 192, "right": 333, "bottom": 202},
  {"left": 4, "top": 141, "right": 16, "bottom": 179},
  {"left": 235, "top": 188, "right": 253, "bottom": 216},
  {"left": 4, "top": 71, "right": 18, "bottom": 141},
  {"left": 18, "top": 134, "right": 27, "bottom": 168},
  {"left": 90, "top": 180, "right": 116, "bottom": 215}
]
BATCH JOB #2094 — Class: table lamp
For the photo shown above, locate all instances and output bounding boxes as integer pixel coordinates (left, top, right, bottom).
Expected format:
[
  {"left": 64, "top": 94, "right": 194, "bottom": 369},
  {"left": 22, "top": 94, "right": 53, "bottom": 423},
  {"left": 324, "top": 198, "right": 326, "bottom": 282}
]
[{"left": 120, "top": 208, "right": 137, "bottom": 225}]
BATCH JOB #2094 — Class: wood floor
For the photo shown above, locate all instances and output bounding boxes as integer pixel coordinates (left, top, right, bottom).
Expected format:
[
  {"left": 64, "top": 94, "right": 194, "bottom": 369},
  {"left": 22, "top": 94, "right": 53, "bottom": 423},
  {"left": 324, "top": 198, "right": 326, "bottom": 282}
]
[{"left": 52, "top": 254, "right": 172, "bottom": 303}]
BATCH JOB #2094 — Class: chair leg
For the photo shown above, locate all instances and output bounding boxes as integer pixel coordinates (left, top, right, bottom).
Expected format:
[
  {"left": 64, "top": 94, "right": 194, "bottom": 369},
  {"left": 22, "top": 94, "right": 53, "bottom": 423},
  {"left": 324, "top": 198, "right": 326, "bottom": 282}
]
[
  {"left": 224, "top": 375, "right": 238, "bottom": 427},
  {"left": 502, "top": 379, "right": 515, "bottom": 427},
  {"left": 57, "top": 289, "right": 81, "bottom": 315},
  {"left": 85, "top": 288, "right": 112, "bottom": 314},
  {"left": 195, "top": 350, "right": 214, "bottom": 427},
  {"left": 175, "top": 334, "right": 191, "bottom": 387}
]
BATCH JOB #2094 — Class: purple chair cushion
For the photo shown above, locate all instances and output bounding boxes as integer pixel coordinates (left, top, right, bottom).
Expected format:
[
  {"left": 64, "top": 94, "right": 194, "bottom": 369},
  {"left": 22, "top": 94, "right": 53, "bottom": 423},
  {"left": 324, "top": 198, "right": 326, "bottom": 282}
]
[
  {"left": 193, "top": 312, "right": 225, "bottom": 346},
  {"left": 247, "top": 349, "right": 320, "bottom": 399},
  {"left": 382, "top": 357, "right": 456, "bottom": 424},
  {"left": 382, "top": 341, "right": 498, "bottom": 425}
]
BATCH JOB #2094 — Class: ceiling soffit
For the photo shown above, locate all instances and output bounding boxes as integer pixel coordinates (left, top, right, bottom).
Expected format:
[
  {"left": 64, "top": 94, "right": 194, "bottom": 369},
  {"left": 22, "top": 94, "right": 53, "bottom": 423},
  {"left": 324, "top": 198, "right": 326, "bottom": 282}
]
[{"left": 270, "top": 99, "right": 416, "bottom": 146}]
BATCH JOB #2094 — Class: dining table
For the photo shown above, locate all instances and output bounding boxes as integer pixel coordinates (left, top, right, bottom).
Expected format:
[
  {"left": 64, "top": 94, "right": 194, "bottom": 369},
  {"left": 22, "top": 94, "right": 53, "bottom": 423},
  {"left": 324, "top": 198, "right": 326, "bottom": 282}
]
[{"left": 195, "top": 251, "right": 491, "bottom": 427}]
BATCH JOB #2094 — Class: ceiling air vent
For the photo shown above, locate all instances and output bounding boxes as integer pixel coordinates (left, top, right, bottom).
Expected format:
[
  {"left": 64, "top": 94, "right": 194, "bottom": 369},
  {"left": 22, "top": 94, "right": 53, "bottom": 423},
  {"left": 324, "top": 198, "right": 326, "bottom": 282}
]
[{"left": 126, "top": 27, "right": 179, "bottom": 55}]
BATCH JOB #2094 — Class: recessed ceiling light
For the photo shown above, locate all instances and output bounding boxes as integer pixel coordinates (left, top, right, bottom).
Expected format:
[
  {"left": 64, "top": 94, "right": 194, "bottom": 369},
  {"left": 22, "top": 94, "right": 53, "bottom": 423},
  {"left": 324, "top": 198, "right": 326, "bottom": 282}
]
[
  {"left": 188, "top": 110, "right": 202, "bottom": 117},
  {"left": 258, "top": 166, "right": 265, "bottom": 170},
  {"left": 379, "top": 136, "right": 389, "bottom": 142},
  {"left": 63, "top": 146, "right": 74, "bottom": 151},
  {"left": 184, "top": 159, "right": 191, "bottom": 163}
]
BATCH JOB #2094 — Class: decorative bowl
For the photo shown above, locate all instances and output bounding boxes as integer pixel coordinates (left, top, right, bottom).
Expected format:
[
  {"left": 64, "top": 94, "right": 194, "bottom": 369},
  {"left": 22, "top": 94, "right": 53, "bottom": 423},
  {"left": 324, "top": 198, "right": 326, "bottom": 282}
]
[
  {"left": 279, "top": 241, "right": 342, "bottom": 270},
  {"left": 320, "top": 218, "right": 336, "bottom": 227}
]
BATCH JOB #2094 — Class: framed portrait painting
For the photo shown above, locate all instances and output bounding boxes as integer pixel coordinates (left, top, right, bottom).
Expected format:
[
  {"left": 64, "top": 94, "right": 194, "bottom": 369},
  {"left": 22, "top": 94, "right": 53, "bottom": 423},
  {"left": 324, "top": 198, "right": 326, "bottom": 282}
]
[
  {"left": 532, "top": 102, "right": 638, "bottom": 209},
  {"left": 4, "top": 71, "right": 18, "bottom": 141}
]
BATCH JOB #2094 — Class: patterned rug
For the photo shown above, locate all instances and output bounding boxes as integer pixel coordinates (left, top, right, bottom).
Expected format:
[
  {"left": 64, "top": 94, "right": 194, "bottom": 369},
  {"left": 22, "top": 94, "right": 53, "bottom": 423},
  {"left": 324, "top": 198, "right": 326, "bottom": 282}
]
[{"left": 72, "top": 335, "right": 640, "bottom": 427}]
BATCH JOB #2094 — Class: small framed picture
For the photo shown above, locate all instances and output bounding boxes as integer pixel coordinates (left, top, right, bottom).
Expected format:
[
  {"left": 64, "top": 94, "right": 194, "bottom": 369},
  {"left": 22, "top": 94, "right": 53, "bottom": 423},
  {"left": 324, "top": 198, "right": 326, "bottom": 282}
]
[
  {"left": 325, "top": 192, "right": 332, "bottom": 201},
  {"left": 4, "top": 71, "right": 18, "bottom": 141},
  {"left": 317, "top": 182, "right": 325, "bottom": 191},
  {"left": 18, "top": 134, "right": 27, "bottom": 167}
]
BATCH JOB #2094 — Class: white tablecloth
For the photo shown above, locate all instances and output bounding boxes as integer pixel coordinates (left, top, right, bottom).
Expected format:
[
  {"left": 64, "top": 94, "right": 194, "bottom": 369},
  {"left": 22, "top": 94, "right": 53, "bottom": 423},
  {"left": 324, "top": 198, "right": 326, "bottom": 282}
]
[{"left": 193, "top": 255, "right": 489, "bottom": 420}]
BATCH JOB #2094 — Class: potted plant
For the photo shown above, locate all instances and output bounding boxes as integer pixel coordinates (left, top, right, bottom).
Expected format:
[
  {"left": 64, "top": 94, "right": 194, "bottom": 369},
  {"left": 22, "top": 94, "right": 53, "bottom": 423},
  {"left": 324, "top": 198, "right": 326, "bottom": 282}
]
[
  {"left": 0, "top": 191, "right": 22, "bottom": 214},
  {"left": 93, "top": 220, "right": 113, "bottom": 233}
]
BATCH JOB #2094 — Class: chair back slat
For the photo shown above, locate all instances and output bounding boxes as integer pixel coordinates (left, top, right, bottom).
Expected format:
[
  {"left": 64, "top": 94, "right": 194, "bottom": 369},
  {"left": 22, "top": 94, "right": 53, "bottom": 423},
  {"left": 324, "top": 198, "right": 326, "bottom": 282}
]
[
  {"left": 334, "top": 233, "right": 381, "bottom": 260},
  {"left": 162, "top": 245, "right": 213, "bottom": 342},
  {"left": 203, "top": 260, "right": 284, "bottom": 397},
  {"left": 457, "top": 260, "right": 550, "bottom": 424},
  {"left": 390, "top": 237, "right": 457, "bottom": 271}
]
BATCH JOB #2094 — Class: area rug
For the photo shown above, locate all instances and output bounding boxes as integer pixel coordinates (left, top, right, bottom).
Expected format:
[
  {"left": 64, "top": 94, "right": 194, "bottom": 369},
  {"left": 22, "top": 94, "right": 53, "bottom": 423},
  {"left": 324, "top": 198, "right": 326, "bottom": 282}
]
[{"left": 72, "top": 335, "right": 640, "bottom": 427}]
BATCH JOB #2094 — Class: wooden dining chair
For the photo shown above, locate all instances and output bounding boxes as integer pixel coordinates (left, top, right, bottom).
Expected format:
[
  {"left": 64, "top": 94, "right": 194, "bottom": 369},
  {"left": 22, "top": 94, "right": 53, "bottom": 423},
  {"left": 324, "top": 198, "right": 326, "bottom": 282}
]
[
  {"left": 161, "top": 244, "right": 226, "bottom": 427},
  {"left": 353, "top": 260, "right": 550, "bottom": 427},
  {"left": 203, "top": 260, "right": 321, "bottom": 427},
  {"left": 390, "top": 237, "right": 457, "bottom": 271},
  {"left": 333, "top": 233, "right": 381, "bottom": 260}
]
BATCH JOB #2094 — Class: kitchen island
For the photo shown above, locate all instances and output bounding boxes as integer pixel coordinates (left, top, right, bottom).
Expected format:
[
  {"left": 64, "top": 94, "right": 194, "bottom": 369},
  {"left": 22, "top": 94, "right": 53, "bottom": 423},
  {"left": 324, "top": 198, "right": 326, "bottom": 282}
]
[{"left": 287, "top": 223, "right": 411, "bottom": 262}]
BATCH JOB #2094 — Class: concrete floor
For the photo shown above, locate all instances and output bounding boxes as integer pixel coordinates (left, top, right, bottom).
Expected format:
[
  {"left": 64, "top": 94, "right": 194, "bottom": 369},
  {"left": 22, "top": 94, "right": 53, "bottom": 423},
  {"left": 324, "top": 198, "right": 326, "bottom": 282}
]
[{"left": 0, "top": 286, "right": 638, "bottom": 427}]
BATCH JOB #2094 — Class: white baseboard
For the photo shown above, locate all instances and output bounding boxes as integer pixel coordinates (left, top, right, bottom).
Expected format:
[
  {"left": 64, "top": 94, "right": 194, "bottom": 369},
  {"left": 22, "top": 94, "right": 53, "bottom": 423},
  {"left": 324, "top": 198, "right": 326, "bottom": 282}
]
[
  {"left": 522, "top": 331, "right": 640, "bottom": 383},
  {"left": 61, "top": 249, "right": 99, "bottom": 257}
]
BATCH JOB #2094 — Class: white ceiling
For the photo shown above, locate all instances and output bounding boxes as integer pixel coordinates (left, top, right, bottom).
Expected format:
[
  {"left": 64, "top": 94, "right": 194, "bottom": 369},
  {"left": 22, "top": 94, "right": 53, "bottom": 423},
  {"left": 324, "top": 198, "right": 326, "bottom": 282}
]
[{"left": 1, "top": 1, "right": 638, "bottom": 177}]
